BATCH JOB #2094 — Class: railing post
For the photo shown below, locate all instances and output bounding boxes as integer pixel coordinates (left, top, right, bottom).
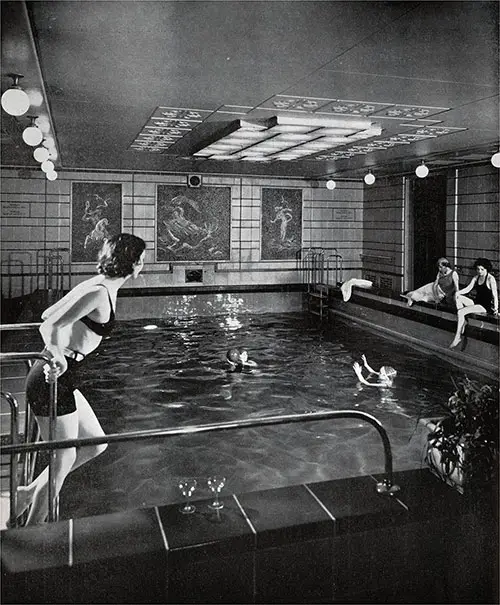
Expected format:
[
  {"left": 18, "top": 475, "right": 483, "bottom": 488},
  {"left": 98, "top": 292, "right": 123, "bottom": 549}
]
[
  {"left": 1, "top": 392, "right": 19, "bottom": 527},
  {"left": 0, "top": 351, "right": 59, "bottom": 523}
]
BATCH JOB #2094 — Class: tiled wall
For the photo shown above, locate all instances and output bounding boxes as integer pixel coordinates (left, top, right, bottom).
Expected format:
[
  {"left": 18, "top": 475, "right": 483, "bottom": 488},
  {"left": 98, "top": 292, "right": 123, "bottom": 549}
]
[
  {"left": 0, "top": 169, "right": 363, "bottom": 298},
  {"left": 450, "top": 164, "right": 499, "bottom": 281},
  {"left": 362, "top": 163, "right": 499, "bottom": 292},
  {"left": 362, "top": 177, "right": 405, "bottom": 291},
  {"left": 1, "top": 164, "right": 497, "bottom": 302}
]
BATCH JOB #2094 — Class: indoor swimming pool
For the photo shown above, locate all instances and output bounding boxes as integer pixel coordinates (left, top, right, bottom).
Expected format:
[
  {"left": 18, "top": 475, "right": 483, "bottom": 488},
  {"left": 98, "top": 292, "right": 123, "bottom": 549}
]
[{"left": 7, "top": 312, "right": 496, "bottom": 520}]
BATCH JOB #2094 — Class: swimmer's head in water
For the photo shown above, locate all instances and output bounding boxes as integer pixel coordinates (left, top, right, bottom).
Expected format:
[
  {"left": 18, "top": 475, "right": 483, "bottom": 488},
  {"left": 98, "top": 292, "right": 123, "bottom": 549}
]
[
  {"left": 226, "top": 348, "right": 241, "bottom": 364},
  {"left": 379, "top": 366, "right": 397, "bottom": 384},
  {"left": 239, "top": 349, "right": 249, "bottom": 363}
]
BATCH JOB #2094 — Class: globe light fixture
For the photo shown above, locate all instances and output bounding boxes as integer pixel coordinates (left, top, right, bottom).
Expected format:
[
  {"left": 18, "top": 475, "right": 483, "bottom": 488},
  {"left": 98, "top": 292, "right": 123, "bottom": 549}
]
[
  {"left": 36, "top": 115, "right": 51, "bottom": 133},
  {"left": 46, "top": 170, "right": 58, "bottom": 181},
  {"left": 1, "top": 73, "right": 30, "bottom": 116},
  {"left": 415, "top": 161, "right": 429, "bottom": 178},
  {"left": 22, "top": 116, "right": 43, "bottom": 146},
  {"left": 326, "top": 179, "right": 336, "bottom": 190},
  {"left": 491, "top": 152, "right": 500, "bottom": 168},
  {"left": 41, "top": 159, "right": 55, "bottom": 173},
  {"left": 43, "top": 136, "right": 55, "bottom": 149},
  {"left": 33, "top": 146, "right": 50, "bottom": 163},
  {"left": 26, "top": 89, "right": 44, "bottom": 107},
  {"left": 364, "top": 170, "right": 376, "bottom": 185}
]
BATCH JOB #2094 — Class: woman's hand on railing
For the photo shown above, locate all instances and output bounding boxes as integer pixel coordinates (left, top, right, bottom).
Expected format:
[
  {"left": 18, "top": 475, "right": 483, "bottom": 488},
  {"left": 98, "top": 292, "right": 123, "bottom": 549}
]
[{"left": 43, "top": 356, "right": 67, "bottom": 383}]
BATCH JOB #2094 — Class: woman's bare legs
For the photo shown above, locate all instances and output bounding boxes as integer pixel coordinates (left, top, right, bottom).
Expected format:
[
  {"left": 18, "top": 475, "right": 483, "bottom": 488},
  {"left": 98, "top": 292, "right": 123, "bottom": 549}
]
[
  {"left": 450, "top": 301, "right": 486, "bottom": 348},
  {"left": 341, "top": 278, "right": 373, "bottom": 302},
  {"left": 401, "top": 283, "right": 441, "bottom": 307},
  {"left": 20, "top": 390, "right": 107, "bottom": 525}
]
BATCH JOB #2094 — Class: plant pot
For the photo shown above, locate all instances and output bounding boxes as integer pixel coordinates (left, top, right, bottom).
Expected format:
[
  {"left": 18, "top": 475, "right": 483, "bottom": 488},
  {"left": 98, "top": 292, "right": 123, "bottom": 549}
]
[{"left": 425, "top": 430, "right": 465, "bottom": 494}]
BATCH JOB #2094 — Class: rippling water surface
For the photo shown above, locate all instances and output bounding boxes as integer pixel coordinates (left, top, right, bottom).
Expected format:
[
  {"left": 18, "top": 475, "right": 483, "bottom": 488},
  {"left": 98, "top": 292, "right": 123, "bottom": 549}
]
[{"left": 47, "top": 312, "right": 492, "bottom": 518}]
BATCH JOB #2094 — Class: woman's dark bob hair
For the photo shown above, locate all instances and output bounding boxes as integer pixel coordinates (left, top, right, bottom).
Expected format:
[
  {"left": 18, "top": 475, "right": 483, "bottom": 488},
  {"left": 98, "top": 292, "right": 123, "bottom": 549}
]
[
  {"left": 97, "top": 233, "right": 146, "bottom": 278},
  {"left": 473, "top": 257, "right": 492, "bottom": 273}
]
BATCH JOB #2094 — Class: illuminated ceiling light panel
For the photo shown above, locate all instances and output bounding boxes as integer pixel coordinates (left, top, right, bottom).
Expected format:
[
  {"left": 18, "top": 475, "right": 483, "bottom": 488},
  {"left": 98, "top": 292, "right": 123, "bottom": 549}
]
[
  {"left": 274, "top": 133, "right": 316, "bottom": 142},
  {"left": 315, "top": 127, "right": 360, "bottom": 136},
  {"left": 270, "top": 124, "right": 317, "bottom": 133},
  {"left": 191, "top": 115, "right": 381, "bottom": 161}
]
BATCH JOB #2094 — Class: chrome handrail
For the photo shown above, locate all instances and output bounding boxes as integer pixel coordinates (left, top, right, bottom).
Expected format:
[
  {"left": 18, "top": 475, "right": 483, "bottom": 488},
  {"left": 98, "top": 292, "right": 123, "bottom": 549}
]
[
  {"left": 0, "top": 323, "right": 42, "bottom": 330},
  {"left": 0, "top": 352, "right": 59, "bottom": 522},
  {"left": 0, "top": 409, "right": 401, "bottom": 498},
  {"left": 0, "top": 391, "right": 19, "bottom": 526}
]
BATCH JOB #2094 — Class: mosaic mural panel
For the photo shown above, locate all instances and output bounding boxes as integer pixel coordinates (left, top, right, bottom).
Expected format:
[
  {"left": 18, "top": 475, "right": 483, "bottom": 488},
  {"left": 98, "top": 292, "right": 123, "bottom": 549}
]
[
  {"left": 157, "top": 185, "right": 231, "bottom": 262},
  {"left": 71, "top": 182, "right": 122, "bottom": 263},
  {"left": 261, "top": 188, "right": 302, "bottom": 260}
]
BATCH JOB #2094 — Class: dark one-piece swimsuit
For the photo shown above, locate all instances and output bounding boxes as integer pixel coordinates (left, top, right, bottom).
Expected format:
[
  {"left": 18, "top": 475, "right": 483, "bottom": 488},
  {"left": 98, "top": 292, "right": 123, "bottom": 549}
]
[
  {"left": 474, "top": 278, "right": 494, "bottom": 313},
  {"left": 26, "top": 285, "right": 116, "bottom": 417}
]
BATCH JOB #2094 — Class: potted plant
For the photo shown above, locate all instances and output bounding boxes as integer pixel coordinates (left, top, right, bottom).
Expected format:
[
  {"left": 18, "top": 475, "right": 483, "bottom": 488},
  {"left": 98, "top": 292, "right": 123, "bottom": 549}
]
[{"left": 425, "top": 376, "right": 499, "bottom": 493}]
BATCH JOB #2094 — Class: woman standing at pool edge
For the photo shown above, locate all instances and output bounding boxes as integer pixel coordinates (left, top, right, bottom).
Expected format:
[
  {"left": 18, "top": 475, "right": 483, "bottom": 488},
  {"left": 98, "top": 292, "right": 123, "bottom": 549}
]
[
  {"left": 19, "top": 233, "right": 146, "bottom": 525},
  {"left": 450, "top": 258, "right": 498, "bottom": 348}
]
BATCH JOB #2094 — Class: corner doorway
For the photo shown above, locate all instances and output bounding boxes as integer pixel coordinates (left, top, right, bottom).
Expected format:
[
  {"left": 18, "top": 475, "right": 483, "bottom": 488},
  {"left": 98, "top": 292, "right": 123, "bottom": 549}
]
[{"left": 410, "top": 174, "right": 447, "bottom": 287}]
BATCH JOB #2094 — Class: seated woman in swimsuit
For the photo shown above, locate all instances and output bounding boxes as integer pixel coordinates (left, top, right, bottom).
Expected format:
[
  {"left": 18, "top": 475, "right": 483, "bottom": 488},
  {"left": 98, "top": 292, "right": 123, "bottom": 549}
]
[
  {"left": 401, "top": 257, "right": 459, "bottom": 307},
  {"left": 18, "top": 233, "right": 146, "bottom": 525},
  {"left": 450, "top": 258, "right": 498, "bottom": 348}
]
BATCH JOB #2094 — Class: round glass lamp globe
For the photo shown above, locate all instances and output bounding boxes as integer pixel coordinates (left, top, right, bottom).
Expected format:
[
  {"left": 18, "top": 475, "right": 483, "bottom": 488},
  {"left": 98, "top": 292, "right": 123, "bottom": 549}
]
[
  {"left": 1, "top": 88, "right": 30, "bottom": 116},
  {"left": 326, "top": 179, "right": 336, "bottom": 190},
  {"left": 22, "top": 125, "right": 43, "bottom": 146},
  {"left": 46, "top": 171, "right": 58, "bottom": 181},
  {"left": 364, "top": 172, "right": 376, "bottom": 185},
  {"left": 43, "top": 136, "right": 55, "bottom": 148},
  {"left": 41, "top": 159, "right": 55, "bottom": 173},
  {"left": 491, "top": 152, "right": 500, "bottom": 168},
  {"left": 33, "top": 146, "right": 50, "bottom": 163},
  {"left": 36, "top": 116, "right": 51, "bottom": 133},
  {"left": 415, "top": 164, "right": 429, "bottom": 178}
]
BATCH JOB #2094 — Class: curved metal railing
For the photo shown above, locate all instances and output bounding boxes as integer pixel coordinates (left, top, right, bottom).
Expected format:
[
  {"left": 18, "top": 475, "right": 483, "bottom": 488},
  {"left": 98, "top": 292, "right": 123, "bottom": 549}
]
[
  {"left": 1, "top": 391, "right": 19, "bottom": 525},
  {"left": 0, "top": 409, "right": 401, "bottom": 508}
]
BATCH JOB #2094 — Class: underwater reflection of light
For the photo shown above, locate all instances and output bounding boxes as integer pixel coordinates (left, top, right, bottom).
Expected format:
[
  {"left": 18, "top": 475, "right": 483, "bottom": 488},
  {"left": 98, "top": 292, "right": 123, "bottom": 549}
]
[
  {"left": 219, "top": 316, "right": 243, "bottom": 331},
  {"left": 143, "top": 324, "right": 158, "bottom": 330}
]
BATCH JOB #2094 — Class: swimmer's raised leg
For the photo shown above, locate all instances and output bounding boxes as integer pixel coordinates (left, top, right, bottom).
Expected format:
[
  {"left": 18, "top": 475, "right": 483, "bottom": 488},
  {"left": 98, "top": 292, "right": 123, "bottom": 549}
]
[{"left": 341, "top": 278, "right": 373, "bottom": 302}]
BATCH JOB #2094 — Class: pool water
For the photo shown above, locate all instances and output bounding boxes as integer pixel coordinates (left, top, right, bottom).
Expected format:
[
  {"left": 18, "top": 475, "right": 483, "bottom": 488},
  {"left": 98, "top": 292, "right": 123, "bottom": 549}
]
[{"left": 48, "top": 312, "right": 490, "bottom": 518}]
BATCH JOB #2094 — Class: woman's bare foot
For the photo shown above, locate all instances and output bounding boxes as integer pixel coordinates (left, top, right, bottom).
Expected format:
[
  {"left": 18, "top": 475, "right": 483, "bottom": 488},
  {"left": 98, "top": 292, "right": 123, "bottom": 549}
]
[{"left": 449, "top": 336, "right": 462, "bottom": 349}]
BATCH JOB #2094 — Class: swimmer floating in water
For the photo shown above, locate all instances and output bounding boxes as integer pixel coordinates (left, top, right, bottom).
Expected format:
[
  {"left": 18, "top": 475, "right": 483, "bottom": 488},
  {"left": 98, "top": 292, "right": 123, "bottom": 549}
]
[
  {"left": 353, "top": 354, "right": 397, "bottom": 387},
  {"left": 226, "top": 347, "right": 257, "bottom": 371}
]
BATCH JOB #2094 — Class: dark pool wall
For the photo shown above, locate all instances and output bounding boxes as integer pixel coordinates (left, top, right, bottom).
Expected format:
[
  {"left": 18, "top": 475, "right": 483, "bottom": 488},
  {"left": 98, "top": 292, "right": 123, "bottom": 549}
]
[
  {"left": 116, "top": 287, "right": 305, "bottom": 319},
  {"left": 2, "top": 469, "right": 497, "bottom": 604}
]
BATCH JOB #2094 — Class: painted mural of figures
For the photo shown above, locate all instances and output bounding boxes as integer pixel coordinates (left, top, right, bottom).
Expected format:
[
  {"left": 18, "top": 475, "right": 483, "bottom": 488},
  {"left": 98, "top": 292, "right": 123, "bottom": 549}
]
[
  {"left": 84, "top": 218, "right": 110, "bottom": 250},
  {"left": 82, "top": 195, "right": 109, "bottom": 228},
  {"left": 270, "top": 202, "right": 293, "bottom": 242},
  {"left": 82, "top": 194, "right": 112, "bottom": 251},
  {"left": 159, "top": 194, "right": 221, "bottom": 256}
]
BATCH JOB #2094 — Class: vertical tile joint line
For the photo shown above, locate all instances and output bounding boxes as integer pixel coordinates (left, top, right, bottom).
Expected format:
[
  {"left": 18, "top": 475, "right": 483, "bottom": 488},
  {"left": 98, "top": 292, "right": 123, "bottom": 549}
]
[
  {"left": 453, "top": 168, "right": 459, "bottom": 267},
  {"left": 303, "top": 484, "right": 337, "bottom": 522},
  {"left": 68, "top": 518, "right": 74, "bottom": 567},
  {"left": 154, "top": 506, "right": 170, "bottom": 551},
  {"left": 232, "top": 494, "right": 257, "bottom": 536}
]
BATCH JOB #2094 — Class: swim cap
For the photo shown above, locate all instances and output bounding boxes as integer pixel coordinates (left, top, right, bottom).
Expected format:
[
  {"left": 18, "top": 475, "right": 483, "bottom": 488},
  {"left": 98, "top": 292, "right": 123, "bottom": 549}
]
[{"left": 226, "top": 348, "right": 241, "bottom": 363}]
